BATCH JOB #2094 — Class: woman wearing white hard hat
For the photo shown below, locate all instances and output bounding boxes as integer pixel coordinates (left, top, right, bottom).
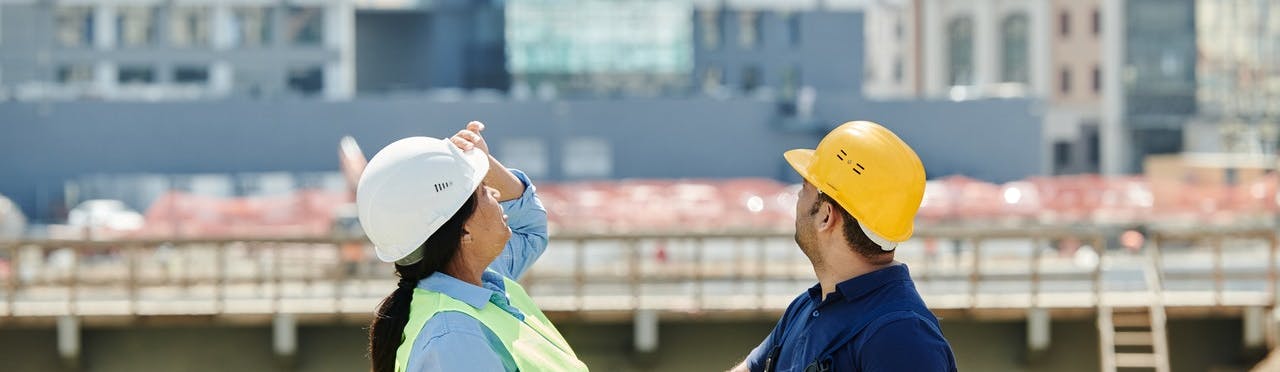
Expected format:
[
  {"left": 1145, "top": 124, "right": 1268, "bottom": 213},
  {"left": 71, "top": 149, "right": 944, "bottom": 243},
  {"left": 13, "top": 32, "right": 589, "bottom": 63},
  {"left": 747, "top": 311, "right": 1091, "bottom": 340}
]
[{"left": 361, "top": 122, "right": 586, "bottom": 372}]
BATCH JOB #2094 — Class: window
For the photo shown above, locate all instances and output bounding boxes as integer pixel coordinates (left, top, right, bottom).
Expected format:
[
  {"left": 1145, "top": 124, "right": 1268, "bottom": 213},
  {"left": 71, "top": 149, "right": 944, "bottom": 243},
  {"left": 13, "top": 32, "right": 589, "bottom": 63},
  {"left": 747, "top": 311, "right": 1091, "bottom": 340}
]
[
  {"left": 1000, "top": 13, "right": 1030, "bottom": 83},
  {"left": 699, "top": 10, "right": 719, "bottom": 48},
  {"left": 1084, "top": 123, "right": 1100, "bottom": 167},
  {"left": 500, "top": 139, "right": 548, "bottom": 178},
  {"left": 894, "top": 18, "right": 904, "bottom": 41},
  {"left": 57, "top": 65, "right": 94, "bottom": 84},
  {"left": 1092, "top": 65, "right": 1101, "bottom": 93},
  {"left": 893, "top": 57, "right": 904, "bottom": 83},
  {"left": 117, "top": 6, "right": 158, "bottom": 47},
  {"left": 742, "top": 65, "right": 761, "bottom": 92},
  {"left": 1060, "top": 67, "right": 1071, "bottom": 94},
  {"left": 781, "top": 65, "right": 801, "bottom": 99},
  {"left": 786, "top": 12, "right": 801, "bottom": 46},
  {"left": 947, "top": 17, "right": 974, "bottom": 86},
  {"left": 174, "top": 66, "right": 209, "bottom": 85},
  {"left": 1053, "top": 141, "right": 1073, "bottom": 169},
  {"left": 286, "top": 66, "right": 324, "bottom": 95},
  {"left": 231, "top": 7, "right": 273, "bottom": 47},
  {"left": 702, "top": 66, "right": 723, "bottom": 93},
  {"left": 118, "top": 66, "right": 156, "bottom": 84},
  {"left": 738, "top": 11, "right": 760, "bottom": 49},
  {"left": 1059, "top": 10, "right": 1070, "bottom": 37},
  {"left": 1091, "top": 9, "right": 1100, "bottom": 36},
  {"left": 170, "top": 7, "right": 211, "bottom": 47},
  {"left": 563, "top": 138, "right": 611, "bottom": 179},
  {"left": 284, "top": 6, "right": 324, "bottom": 46},
  {"left": 56, "top": 6, "right": 95, "bottom": 47}
]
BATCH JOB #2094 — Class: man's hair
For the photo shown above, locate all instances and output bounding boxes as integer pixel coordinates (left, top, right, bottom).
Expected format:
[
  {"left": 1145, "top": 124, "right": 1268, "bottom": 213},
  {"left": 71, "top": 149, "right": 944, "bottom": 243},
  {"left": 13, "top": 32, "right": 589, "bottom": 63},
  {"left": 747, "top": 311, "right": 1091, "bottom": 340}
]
[{"left": 811, "top": 192, "right": 894, "bottom": 264}]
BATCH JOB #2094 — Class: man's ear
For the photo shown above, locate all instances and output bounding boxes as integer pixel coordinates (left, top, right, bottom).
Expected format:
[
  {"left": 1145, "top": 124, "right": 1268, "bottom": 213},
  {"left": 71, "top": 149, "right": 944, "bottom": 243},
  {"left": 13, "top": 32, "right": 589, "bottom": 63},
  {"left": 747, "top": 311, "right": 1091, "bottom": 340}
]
[{"left": 815, "top": 201, "right": 837, "bottom": 232}]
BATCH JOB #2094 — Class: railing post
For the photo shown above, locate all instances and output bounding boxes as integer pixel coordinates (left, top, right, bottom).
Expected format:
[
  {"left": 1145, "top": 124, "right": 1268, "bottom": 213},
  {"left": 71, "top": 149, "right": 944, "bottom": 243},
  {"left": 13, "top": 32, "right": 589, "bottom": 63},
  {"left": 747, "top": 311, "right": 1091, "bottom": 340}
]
[
  {"left": 969, "top": 238, "right": 982, "bottom": 309},
  {"left": 274, "top": 243, "right": 284, "bottom": 314},
  {"left": 1092, "top": 234, "right": 1104, "bottom": 307},
  {"left": 216, "top": 242, "right": 227, "bottom": 314},
  {"left": 127, "top": 244, "right": 139, "bottom": 315},
  {"left": 1213, "top": 236, "right": 1224, "bottom": 306},
  {"left": 68, "top": 243, "right": 79, "bottom": 316},
  {"left": 573, "top": 239, "right": 585, "bottom": 312},
  {"left": 695, "top": 237, "right": 705, "bottom": 312},
  {"left": 628, "top": 238, "right": 640, "bottom": 310},
  {"left": 5, "top": 243, "right": 16, "bottom": 318},
  {"left": 334, "top": 240, "right": 345, "bottom": 314},
  {"left": 1269, "top": 233, "right": 1278, "bottom": 306},
  {"left": 756, "top": 237, "right": 767, "bottom": 312},
  {"left": 1031, "top": 236, "right": 1043, "bottom": 308}
]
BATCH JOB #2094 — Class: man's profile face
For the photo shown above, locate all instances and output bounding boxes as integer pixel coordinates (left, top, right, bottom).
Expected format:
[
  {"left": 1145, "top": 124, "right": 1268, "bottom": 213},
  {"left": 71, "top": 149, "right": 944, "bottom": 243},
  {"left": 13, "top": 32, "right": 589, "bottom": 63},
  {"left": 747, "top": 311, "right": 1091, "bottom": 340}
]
[{"left": 794, "top": 181, "right": 821, "bottom": 256}]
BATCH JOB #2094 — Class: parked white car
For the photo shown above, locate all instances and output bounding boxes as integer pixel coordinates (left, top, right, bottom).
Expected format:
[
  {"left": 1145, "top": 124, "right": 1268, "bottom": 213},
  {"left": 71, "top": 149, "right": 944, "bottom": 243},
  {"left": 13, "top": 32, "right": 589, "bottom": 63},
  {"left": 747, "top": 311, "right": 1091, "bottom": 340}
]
[
  {"left": 0, "top": 194, "right": 24, "bottom": 239},
  {"left": 68, "top": 199, "right": 144, "bottom": 231}
]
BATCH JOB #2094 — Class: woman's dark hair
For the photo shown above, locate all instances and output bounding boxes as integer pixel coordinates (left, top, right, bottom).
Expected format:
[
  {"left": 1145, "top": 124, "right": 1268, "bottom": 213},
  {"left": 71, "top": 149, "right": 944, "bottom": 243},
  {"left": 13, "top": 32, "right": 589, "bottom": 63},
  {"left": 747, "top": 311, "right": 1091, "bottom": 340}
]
[{"left": 369, "top": 193, "right": 478, "bottom": 372}]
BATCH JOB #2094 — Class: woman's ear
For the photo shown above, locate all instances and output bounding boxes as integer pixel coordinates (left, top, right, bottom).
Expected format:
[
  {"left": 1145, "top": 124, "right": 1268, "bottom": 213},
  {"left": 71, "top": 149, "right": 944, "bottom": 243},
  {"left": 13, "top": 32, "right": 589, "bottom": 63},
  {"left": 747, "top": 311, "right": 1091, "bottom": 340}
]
[{"left": 460, "top": 228, "right": 473, "bottom": 245}]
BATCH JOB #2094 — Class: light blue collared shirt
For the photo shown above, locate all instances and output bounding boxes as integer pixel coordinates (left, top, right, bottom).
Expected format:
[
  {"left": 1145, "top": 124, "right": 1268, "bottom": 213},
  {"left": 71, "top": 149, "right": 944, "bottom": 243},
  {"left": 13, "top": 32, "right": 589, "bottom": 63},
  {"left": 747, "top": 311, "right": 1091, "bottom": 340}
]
[{"left": 404, "top": 169, "right": 550, "bottom": 372}]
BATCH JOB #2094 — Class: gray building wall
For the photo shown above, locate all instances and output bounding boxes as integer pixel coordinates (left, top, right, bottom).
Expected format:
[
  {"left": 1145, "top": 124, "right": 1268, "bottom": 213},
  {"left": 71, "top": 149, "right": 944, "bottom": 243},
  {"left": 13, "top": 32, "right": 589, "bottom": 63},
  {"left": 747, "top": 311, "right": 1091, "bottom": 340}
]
[
  {"left": 694, "top": 11, "right": 863, "bottom": 95},
  {"left": 355, "top": 11, "right": 432, "bottom": 93},
  {"left": 0, "top": 2, "right": 343, "bottom": 99},
  {"left": 0, "top": 4, "right": 55, "bottom": 85},
  {"left": 823, "top": 97, "right": 1046, "bottom": 182},
  {"left": 0, "top": 96, "right": 1041, "bottom": 221}
]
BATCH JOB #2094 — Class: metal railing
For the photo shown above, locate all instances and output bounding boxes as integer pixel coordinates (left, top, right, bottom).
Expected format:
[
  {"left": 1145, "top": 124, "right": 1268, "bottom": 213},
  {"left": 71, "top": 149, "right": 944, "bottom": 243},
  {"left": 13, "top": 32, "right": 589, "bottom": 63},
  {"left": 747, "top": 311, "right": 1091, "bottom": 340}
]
[{"left": 0, "top": 226, "right": 1276, "bottom": 319}]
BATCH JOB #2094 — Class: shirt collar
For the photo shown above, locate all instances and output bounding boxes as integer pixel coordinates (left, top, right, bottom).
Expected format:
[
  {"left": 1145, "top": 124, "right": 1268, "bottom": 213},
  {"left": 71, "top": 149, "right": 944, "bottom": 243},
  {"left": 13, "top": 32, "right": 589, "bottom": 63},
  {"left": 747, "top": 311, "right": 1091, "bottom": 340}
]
[
  {"left": 418, "top": 270, "right": 508, "bottom": 309},
  {"left": 806, "top": 263, "right": 912, "bottom": 303}
]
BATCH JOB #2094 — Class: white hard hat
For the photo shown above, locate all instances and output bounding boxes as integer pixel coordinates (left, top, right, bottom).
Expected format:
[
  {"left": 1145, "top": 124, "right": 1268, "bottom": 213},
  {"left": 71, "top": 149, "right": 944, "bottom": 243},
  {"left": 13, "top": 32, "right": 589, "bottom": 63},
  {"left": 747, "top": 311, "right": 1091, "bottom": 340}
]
[{"left": 356, "top": 137, "right": 490, "bottom": 264}]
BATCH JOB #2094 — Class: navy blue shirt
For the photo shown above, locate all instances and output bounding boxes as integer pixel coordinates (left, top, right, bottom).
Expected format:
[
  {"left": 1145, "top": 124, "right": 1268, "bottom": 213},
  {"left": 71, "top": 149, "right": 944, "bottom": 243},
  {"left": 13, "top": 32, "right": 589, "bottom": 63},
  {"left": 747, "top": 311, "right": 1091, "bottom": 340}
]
[{"left": 747, "top": 264, "right": 957, "bottom": 372}]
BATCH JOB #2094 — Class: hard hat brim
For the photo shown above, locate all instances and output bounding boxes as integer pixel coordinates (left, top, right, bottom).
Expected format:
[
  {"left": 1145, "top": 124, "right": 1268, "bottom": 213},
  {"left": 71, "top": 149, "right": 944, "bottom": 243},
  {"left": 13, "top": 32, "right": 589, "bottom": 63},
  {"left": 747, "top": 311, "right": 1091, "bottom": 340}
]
[{"left": 783, "top": 149, "right": 818, "bottom": 187}]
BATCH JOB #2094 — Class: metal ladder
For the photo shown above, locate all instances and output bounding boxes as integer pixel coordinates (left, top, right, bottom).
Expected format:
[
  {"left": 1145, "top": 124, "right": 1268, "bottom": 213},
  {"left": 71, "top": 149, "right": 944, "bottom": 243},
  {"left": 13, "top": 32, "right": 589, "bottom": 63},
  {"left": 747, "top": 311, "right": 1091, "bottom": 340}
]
[{"left": 1098, "top": 248, "right": 1170, "bottom": 372}]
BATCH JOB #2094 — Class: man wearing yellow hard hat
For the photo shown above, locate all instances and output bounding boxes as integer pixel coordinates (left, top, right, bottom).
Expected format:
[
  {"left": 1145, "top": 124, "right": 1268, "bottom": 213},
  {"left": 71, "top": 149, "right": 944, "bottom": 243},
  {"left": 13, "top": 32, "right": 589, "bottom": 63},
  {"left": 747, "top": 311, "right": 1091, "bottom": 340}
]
[{"left": 730, "top": 121, "right": 956, "bottom": 372}]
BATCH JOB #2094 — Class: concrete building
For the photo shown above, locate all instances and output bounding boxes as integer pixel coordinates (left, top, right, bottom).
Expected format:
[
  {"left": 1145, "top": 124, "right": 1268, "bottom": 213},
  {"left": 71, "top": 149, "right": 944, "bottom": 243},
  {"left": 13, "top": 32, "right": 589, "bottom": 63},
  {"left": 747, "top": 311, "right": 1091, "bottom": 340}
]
[
  {"left": 0, "top": 0, "right": 356, "bottom": 100},
  {"left": 0, "top": 0, "right": 1049, "bottom": 221}
]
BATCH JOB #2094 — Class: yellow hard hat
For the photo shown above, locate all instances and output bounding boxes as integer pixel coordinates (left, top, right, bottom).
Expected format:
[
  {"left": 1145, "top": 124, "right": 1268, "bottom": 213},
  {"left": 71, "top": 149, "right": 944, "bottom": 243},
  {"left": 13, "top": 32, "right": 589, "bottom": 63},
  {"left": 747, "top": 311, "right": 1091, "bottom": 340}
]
[{"left": 784, "top": 121, "right": 926, "bottom": 250}]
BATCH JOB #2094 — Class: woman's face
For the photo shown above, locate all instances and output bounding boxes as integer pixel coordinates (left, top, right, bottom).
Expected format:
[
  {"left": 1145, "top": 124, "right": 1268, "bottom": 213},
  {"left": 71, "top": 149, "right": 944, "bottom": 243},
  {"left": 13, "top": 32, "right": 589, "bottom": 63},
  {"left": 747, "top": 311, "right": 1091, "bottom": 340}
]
[{"left": 462, "top": 184, "right": 512, "bottom": 259}]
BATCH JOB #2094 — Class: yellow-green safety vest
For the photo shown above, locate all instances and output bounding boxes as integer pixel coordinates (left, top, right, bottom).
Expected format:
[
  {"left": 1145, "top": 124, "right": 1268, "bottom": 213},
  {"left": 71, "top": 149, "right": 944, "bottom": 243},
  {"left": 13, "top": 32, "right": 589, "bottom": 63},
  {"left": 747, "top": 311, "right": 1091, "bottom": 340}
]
[{"left": 395, "top": 273, "right": 588, "bottom": 372}]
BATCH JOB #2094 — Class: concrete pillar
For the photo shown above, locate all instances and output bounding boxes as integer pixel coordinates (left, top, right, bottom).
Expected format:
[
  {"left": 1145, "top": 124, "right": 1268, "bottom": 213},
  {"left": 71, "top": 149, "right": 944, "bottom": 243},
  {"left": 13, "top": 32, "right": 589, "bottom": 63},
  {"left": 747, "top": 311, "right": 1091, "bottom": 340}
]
[
  {"left": 921, "top": 0, "right": 944, "bottom": 97},
  {"left": 274, "top": 313, "right": 297, "bottom": 368},
  {"left": 972, "top": 0, "right": 997, "bottom": 91},
  {"left": 323, "top": 0, "right": 354, "bottom": 100},
  {"left": 1027, "top": 307, "right": 1051, "bottom": 355},
  {"left": 1245, "top": 306, "right": 1266, "bottom": 349},
  {"left": 211, "top": 5, "right": 233, "bottom": 50},
  {"left": 94, "top": 61, "right": 116, "bottom": 97},
  {"left": 94, "top": 5, "right": 116, "bottom": 50},
  {"left": 1030, "top": 0, "right": 1052, "bottom": 97},
  {"left": 210, "top": 61, "right": 233, "bottom": 97},
  {"left": 1100, "top": 0, "right": 1128, "bottom": 175},
  {"left": 57, "top": 315, "right": 80, "bottom": 369},
  {"left": 634, "top": 309, "right": 659, "bottom": 353}
]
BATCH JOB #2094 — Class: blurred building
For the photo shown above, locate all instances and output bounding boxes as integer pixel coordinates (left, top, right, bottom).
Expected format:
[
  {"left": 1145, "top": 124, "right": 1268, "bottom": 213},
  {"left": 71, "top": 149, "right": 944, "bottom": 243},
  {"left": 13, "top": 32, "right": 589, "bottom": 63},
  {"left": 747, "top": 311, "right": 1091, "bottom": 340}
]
[
  {"left": 0, "top": 0, "right": 356, "bottom": 100},
  {"left": 0, "top": 0, "right": 1047, "bottom": 222},
  {"left": 861, "top": 0, "right": 1277, "bottom": 175},
  {"left": 1188, "top": 0, "right": 1280, "bottom": 156}
]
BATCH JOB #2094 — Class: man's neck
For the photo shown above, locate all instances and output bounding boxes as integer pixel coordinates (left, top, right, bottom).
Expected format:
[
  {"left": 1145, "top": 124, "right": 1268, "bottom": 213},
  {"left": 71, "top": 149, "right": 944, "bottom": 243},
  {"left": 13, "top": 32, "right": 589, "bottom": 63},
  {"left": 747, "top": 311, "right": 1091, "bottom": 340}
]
[{"left": 813, "top": 248, "right": 895, "bottom": 301}]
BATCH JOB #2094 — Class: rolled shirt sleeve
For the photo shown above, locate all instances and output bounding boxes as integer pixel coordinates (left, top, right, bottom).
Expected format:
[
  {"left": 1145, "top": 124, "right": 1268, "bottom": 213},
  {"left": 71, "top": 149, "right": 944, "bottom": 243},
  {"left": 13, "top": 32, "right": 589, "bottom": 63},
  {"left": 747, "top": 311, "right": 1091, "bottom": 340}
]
[{"left": 488, "top": 169, "right": 549, "bottom": 280}]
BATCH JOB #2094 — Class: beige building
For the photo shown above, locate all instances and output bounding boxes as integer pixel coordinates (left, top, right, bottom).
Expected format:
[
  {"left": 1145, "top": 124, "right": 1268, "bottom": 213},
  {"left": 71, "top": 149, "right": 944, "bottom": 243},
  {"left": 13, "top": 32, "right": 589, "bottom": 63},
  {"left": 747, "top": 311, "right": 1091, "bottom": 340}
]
[{"left": 864, "top": 0, "right": 1111, "bottom": 175}]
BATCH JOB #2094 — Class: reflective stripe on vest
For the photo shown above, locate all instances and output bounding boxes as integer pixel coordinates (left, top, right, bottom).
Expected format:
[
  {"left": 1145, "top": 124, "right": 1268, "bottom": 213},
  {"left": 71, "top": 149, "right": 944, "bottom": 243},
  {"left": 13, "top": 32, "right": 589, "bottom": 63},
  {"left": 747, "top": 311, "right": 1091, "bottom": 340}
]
[{"left": 395, "top": 273, "right": 588, "bottom": 372}]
